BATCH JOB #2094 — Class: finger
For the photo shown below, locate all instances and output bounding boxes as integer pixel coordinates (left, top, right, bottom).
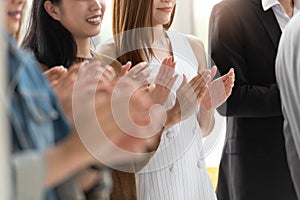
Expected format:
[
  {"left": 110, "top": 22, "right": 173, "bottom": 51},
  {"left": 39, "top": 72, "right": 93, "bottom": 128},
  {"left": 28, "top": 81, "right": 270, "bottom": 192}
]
[
  {"left": 50, "top": 80, "right": 58, "bottom": 87},
  {"left": 189, "top": 73, "right": 210, "bottom": 98},
  {"left": 202, "top": 69, "right": 212, "bottom": 81},
  {"left": 228, "top": 68, "right": 235, "bottom": 81},
  {"left": 44, "top": 66, "right": 64, "bottom": 75},
  {"left": 132, "top": 66, "right": 152, "bottom": 82},
  {"left": 167, "top": 56, "right": 175, "bottom": 68},
  {"left": 167, "top": 74, "right": 179, "bottom": 89},
  {"left": 104, "top": 65, "right": 117, "bottom": 81},
  {"left": 193, "top": 79, "right": 208, "bottom": 100},
  {"left": 210, "top": 66, "right": 218, "bottom": 79},
  {"left": 161, "top": 56, "right": 169, "bottom": 67},
  {"left": 157, "top": 57, "right": 175, "bottom": 82},
  {"left": 61, "top": 63, "right": 85, "bottom": 87},
  {"left": 128, "top": 62, "right": 148, "bottom": 77},
  {"left": 121, "top": 61, "right": 132, "bottom": 76},
  {"left": 155, "top": 63, "right": 167, "bottom": 82},
  {"left": 79, "top": 61, "right": 105, "bottom": 82},
  {"left": 229, "top": 68, "right": 235, "bottom": 75},
  {"left": 44, "top": 66, "right": 66, "bottom": 81},
  {"left": 72, "top": 61, "right": 88, "bottom": 71},
  {"left": 156, "top": 63, "right": 175, "bottom": 85},
  {"left": 197, "top": 86, "right": 208, "bottom": 100},
  {"left": 179, "top": 74, "right": 188, "bottom": 89},
  {"left": 171, "top": 60, "right": 176, "bottom": 68},
  {"left": 189, "top": 74, "right": 206, "bottom": 89},
  {"left": 224, "top": 77, "right": 235, "bottom": 94},
  {"left": 222, "top": 68, "right": 235, "bottom": 80},
  {"left": 225, "top": 82, "right": 233, "bottom": 96}
]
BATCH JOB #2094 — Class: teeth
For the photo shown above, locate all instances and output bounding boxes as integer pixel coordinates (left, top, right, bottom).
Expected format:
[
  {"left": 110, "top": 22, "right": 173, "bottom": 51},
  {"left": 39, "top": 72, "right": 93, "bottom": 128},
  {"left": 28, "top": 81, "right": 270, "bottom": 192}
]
[{"left": 87, "top": 17, "right": 101, "bottom": 22}]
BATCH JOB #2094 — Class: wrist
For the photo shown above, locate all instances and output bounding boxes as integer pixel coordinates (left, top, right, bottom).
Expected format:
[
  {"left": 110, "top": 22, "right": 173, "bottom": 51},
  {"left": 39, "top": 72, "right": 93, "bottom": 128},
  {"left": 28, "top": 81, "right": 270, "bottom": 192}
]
[
  {"left": 63, "top": 132, "right": 95, "bottom": 167},
  {"left": 164, "top": 109, "right": 180, "bottom": 130}
]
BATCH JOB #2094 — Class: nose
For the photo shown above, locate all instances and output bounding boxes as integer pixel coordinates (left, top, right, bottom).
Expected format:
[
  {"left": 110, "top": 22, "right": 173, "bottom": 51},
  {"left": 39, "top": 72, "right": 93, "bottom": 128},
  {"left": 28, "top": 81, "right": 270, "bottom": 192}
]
[{"left": 90, "top": 0, "right": 105, "bottom": 13}]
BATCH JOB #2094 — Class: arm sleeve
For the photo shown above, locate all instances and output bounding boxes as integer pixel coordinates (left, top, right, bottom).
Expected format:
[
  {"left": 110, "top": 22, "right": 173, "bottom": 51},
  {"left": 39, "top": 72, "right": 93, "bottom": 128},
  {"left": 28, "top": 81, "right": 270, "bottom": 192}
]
[
  {"left": 209, "top": 3, "right": 282, "bottom": 118},
  {"left": 11, "top": 151, "right": 46, "bottom": 200}
]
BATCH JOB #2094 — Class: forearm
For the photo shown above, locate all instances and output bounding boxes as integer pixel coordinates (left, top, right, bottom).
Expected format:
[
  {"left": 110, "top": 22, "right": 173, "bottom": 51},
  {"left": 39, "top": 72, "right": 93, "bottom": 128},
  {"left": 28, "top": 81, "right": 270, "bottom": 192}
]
[
  {"left": 45, "top": 132, "right": 94, "bottom": 188},
  {"left": 217, "top": 84, "right": 282, "bottom": 117},
  {"left": 198, "top": 106, "right": 215, "bottom": 137}
]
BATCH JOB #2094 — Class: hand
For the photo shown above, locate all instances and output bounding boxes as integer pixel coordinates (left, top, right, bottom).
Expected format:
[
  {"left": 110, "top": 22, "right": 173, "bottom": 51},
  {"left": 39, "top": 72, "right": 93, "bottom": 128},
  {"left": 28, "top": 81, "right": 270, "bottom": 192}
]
[
  {"left": 99, "top": 65, "right": 117, "bottom": 84},
  {"left": 49, "top": 64, "right": 81, "bottom": 122},
  {"left": 201, "top": 67, "right": 235, "bottom": 110},
  {"left": 44, "top": 66, "right": 68, "bottom": 86},
  {"left": 146, "top": 56, "right": 178, "bottom": 105},
  {"left": 72, "top": 62, "right": 160, "bottom": 167},
  {"left": 110, "top": 62, "right": 157, "bottom": 130},
  {"left": 57, "top": 61, "right": 107, "bottom": 123},
  {"left": 166, "top": 72, "right": 209, "bottom": 127}
]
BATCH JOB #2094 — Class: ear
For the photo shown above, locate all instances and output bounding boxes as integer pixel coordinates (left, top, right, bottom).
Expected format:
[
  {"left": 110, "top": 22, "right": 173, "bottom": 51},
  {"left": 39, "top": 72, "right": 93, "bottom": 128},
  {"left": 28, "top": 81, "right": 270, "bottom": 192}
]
[{"left": 44, "top": 0, "right": 61, "bottom": 21}]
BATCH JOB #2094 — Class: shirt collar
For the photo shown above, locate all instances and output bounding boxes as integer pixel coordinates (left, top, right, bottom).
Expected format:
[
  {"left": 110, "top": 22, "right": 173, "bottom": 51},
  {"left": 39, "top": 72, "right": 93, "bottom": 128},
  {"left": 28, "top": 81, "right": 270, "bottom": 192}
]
[
  {"left": 262, "top": 0, "right": 281, "bottom": 11},
  {"left": 262, "top": 0, "right": 300, "bottom": 11}
]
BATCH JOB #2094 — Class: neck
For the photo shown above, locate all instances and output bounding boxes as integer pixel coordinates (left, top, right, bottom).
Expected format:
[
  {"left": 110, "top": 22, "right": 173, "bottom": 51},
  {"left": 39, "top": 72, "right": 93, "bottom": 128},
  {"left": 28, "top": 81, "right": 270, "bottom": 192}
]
[
  {"left": 75, "top": 37, "right": 92, "bottom": 58},
  {"left": 152, "top": 27, "right": 172, "bottom": 61},
  {"left": 153, "top": 26, "right": 167, "bottom": 40},
  {"left": 279, "top": 0, "right": 294, "bottom": 18}
]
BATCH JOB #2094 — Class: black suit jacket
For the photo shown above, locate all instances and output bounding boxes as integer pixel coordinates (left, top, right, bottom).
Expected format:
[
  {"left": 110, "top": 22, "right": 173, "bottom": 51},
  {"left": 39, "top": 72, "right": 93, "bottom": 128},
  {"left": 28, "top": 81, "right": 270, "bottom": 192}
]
[{"left": 209, "top": 0, "right": 297, "bottom": 199}]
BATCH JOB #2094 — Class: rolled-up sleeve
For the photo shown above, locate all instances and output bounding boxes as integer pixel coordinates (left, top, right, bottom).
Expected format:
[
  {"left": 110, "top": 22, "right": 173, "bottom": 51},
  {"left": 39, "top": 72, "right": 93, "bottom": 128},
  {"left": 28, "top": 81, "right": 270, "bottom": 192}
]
[{"left": 11, "top": 151, "right": 46, "bottom": 200}]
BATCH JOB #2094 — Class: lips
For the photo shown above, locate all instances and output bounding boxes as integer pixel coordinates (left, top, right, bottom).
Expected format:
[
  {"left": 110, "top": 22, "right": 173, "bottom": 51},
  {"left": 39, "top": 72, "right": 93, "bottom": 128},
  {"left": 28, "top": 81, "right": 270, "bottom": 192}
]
[
  {"left": 157, "top": 7, "right": 173, "bottom": 12},
  {"left": 86, "top": 15, "right": 102, "bottom": 25},
  {"left": 8, "top": 11, "right": 22, "bottom": 20}
]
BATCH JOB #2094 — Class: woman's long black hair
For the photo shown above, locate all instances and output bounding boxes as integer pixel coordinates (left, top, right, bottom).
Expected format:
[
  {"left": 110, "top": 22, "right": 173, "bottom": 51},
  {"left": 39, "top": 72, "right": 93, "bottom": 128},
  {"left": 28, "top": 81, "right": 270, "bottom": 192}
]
[{"left": 22, "top": 0, "right": 77, "bottom": 68}]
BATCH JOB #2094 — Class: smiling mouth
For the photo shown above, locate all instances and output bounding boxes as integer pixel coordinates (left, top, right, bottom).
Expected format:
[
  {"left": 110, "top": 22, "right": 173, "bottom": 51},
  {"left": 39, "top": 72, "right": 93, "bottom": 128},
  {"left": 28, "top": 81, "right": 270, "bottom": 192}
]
[
  {"left": 8, "top": 11, "right": 22, "bottom": 20},
  {"left": 86, "top": 15, "right": 102, "bottom": 24}
]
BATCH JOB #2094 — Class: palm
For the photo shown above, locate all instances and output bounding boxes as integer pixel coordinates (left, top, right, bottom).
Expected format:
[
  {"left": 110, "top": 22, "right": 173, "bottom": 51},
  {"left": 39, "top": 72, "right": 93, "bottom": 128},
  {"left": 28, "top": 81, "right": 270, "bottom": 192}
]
[
  {"left": 148, "top": 56, "right": 178, "bottom": 105},
  {"left": 202, "top": 68, "right": 235, "bottom": 110}
]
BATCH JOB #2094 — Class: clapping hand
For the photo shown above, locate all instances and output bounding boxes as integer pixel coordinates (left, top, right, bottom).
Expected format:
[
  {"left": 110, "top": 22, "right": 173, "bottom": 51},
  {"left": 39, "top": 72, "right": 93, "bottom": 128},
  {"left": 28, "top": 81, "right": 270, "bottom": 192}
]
[
  {"left": 166, "top": 70, "right": 211, "bottom": 127},
  {"left": 146, "top": 56, "right": 178, "bottom": 105},
  {"left": 201, "top": 66, "right": 235, "bottom": 110}
]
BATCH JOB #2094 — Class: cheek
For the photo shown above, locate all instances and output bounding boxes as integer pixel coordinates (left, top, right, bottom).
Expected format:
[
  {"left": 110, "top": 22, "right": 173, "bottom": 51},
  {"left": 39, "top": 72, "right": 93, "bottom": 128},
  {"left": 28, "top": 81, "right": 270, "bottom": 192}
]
[
  {"left": 101, "top": 0, "right": 106, "bottom": 11},
  {"left": 102, "top": 5, "right": 106, "bottom": 16}
]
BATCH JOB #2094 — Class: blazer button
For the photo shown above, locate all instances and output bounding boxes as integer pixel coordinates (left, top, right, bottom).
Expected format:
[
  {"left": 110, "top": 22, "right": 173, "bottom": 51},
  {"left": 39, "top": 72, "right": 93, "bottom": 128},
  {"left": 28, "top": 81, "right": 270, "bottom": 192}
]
[
  {"left": 197, "top": 160, "right": 203, "bottom": 169},
  {"left": 169, "top": 164, "right": 176, "bottom": 173},
  {"left": 166, "top": 130, "right": 176, "bottom": 139}
]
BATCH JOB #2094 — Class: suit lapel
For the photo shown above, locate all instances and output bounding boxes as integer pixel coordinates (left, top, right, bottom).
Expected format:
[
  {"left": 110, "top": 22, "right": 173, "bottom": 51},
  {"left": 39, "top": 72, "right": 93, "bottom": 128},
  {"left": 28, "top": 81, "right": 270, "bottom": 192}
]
[{"left": 251, "top": 0, "right": 282, "bottom": 49}]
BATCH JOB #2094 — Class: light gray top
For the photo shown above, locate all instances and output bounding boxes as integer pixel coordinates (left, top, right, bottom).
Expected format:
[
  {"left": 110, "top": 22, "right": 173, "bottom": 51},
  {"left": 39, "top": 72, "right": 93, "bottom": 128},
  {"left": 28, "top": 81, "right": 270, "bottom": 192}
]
[{"left": 276, "top": 12, "right": 300, "bottom": 199}]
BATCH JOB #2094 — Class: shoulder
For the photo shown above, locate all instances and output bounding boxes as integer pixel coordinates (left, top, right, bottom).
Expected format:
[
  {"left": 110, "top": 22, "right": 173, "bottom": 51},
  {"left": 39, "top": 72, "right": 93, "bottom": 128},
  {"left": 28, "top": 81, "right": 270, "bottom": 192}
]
[
  {"left": 211, "top": 0, "right": 251, "bottom": 23},
  {"left": 184, "top": 34, "right": 207, "bottom": 71},
  {"left": 213, "top": 0, "right": 250, "bottom": 11},
  {"left": 185, "top": 34, "right": 205, "bottom": 51}
]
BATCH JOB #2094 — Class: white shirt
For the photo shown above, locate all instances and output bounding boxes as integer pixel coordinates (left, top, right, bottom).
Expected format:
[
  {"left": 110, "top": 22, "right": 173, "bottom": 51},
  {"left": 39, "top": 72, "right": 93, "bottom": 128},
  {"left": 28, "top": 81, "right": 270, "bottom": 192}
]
[{"left": 262, "top": 0, "right": 299, "bottom": 30}]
